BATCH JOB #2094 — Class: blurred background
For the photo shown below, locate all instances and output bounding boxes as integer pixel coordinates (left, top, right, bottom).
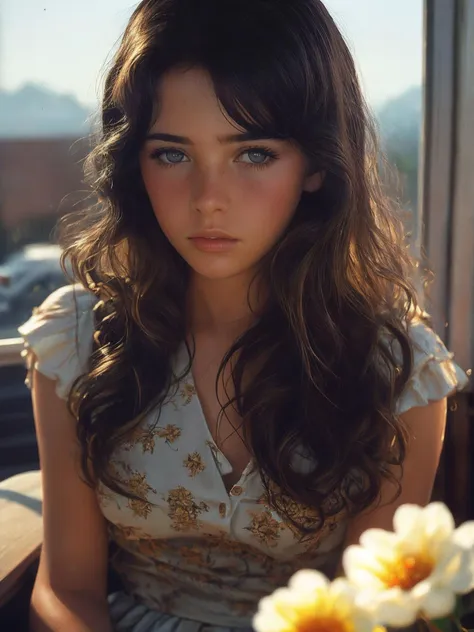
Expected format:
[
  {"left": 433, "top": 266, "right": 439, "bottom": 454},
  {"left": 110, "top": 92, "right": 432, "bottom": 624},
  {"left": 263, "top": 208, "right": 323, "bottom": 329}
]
[
  {"left": 0, "top": 0, "right": 472, "bottom": 513},
  {"left": 0, "top": 0, "right": 425, "bottom": 337}
]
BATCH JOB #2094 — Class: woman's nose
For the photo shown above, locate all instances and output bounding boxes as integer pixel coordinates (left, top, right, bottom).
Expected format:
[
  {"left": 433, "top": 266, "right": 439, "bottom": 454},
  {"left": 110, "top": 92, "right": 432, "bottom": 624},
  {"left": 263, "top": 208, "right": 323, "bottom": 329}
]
[{"left": 192, "top": 166, "right": 231, "bottom": 216}]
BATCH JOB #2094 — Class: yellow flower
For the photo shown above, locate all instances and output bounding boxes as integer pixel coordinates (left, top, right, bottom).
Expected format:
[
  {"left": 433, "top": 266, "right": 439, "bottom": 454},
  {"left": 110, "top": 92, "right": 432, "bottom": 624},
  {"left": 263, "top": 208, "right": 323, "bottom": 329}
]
[
  {"left": 253, "top": 570, "right": 376, "bottom": 632},
  {"left": 343, "top": 502, "right": 474, "bottom": 627}
]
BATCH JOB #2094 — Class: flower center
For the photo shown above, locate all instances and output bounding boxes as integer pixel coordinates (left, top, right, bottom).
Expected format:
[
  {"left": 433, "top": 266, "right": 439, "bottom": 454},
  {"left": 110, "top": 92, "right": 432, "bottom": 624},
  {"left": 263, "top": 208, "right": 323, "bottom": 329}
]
[
  {"left": 294, "top": 616, "right": 351, "bottom": 632},
  {"left": 381, "top": 554, "right": 434, "bottom": 590}
]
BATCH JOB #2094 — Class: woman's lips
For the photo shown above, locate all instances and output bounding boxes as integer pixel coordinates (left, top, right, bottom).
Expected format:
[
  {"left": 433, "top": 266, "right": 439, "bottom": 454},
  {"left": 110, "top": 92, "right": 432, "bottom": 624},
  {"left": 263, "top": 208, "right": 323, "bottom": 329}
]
[{"left": 189, "top": 236, "right": 239, "bottom": 253}]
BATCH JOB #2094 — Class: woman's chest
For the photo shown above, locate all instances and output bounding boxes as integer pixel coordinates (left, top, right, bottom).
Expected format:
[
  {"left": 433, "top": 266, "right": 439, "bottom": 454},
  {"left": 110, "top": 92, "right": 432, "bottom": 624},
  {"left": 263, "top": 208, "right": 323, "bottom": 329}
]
[
  {"left": 190, "top": 343, "right": 252, "bottom": 490},
  {"left": 96, "top": 395, "right": 347, "bottom": 562}
]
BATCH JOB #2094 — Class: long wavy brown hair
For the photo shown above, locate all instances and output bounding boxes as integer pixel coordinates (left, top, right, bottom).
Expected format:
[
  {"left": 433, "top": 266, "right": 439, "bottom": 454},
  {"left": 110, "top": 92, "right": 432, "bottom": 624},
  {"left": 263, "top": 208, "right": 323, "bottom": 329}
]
[{"left": 60, "top": 0, "right": 419, "bottom": 535}]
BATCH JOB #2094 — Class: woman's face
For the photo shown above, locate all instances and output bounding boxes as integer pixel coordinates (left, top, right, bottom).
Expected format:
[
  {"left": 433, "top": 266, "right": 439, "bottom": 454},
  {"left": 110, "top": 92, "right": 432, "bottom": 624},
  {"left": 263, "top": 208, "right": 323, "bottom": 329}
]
[{"left": 140, "top": 67, "right": 323, "bottom": 281}]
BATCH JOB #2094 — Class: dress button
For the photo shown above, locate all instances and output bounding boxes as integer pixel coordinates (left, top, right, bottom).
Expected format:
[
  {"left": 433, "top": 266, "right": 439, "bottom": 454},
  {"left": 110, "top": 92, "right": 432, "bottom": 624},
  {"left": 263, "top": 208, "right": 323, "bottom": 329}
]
[
  {"left": 219, "top": 502, "right": 227, "bottom": 518},
  {"left": 231, "top": 485, "right": 243, "bottom": 497}
]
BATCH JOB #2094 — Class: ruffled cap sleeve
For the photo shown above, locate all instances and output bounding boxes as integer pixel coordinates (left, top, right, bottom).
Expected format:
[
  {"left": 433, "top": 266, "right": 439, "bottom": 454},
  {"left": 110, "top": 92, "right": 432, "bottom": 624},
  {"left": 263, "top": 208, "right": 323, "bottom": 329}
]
[
  {"left": 396, "top": 319, "right": 469, "bottom": 415},
  {"left": 18, "top": 284, "right": 97, "bottom": 400}
]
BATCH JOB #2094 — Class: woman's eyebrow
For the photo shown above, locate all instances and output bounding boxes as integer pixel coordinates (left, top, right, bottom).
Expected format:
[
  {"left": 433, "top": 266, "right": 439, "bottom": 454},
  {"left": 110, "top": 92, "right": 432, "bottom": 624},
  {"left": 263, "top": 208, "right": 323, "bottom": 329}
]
[{"left": 145, "top": 131, "right": 277, "bottom": 144}]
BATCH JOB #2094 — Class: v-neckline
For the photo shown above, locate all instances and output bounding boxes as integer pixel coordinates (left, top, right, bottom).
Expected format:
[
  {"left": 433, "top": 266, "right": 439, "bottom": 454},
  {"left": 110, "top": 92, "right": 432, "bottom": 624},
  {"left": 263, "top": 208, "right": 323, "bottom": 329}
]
[
  {"left": 174, "top": 343, "right": 253, "bottom": 496},
  {"left": 189, "top": 369, "right": 254, "bottom": 495}
]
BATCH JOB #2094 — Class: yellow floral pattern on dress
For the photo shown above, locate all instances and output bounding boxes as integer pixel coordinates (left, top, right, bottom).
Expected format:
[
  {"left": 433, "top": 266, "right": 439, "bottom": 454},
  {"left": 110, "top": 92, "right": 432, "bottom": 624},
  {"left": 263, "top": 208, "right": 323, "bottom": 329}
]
[
  {"left": 136, "top": 538, "right": 168, "bottom": 558},
  {"left": 104, "top": 462, "right": 157, "bottom": 520},
  {"left": 123, "top": 423, "right": 182, "bottom": 454},
  {"left": 179, "top": 382, "right": 196, "bottom": 405},
  {"left": 258, "top": 480, "right": 345, "bottom": 552},
  {"left": 96, "top": 461, "right": 127, "bottom": 510},
  {"left": 157, "top": 424, "right": 182, "bottom": 444},
  {"left": 109, "top": 524, "right": 168, "bottom": 558},
  {"left": 25, "top": 282, "right": 455, "bottom": 624},
  {"left": 205, "top": 531, "right": 278, "bottom": 574},
  {"left": 246, "top": 509, "right": 284, "bottom": 547},
  {"left": 123, "top": 426, "right": 153, "bottom": 453},
  {"left": 110, "top": 523, "right": 151, "bottom": 541},
  {"left": 183, "top": 452, "right": 206, "bottom": 477},
  {"left": 180, "top": 544, "right": 206, "bottom": 566},
  {"left": 166, "top": 381, "right": 197, "bottom": 410},
  {"left": 167, "top": 486, "right": 209, "bottom": 532}
]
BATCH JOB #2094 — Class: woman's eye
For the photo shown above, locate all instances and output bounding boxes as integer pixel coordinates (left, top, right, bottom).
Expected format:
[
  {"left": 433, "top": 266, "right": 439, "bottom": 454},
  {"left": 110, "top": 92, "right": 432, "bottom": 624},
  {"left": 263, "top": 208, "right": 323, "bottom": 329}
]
[
  {"left": 238, "top": 148, "right": 277, "bottom": 166},
  {"left": 151, "top": 149, "right": 189, "bottom": 165}
]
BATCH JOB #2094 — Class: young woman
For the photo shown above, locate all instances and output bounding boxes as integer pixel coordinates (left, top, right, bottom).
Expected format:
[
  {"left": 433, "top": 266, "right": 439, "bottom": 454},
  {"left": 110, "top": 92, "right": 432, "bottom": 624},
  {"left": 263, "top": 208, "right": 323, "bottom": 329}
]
[{"left": 19, "top": 0, "right": 468, "bottom": 630}]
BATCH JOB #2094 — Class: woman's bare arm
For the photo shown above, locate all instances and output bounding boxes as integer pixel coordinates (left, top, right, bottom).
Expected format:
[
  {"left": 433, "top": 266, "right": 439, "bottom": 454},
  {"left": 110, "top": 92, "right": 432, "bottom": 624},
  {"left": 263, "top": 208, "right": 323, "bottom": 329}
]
[
  {"left": 29, "top": 368, "right": 112, "bottom": 632},
  {"left": 344, "top": 398, "right": 447, "bottom": 546}
]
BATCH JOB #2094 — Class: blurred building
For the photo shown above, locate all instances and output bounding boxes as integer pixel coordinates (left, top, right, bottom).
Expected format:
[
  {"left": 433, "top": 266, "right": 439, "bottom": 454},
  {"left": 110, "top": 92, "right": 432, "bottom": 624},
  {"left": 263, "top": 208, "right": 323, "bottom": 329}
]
[{"left": 0, "top": 137, "right": 89, "bottom": 233}]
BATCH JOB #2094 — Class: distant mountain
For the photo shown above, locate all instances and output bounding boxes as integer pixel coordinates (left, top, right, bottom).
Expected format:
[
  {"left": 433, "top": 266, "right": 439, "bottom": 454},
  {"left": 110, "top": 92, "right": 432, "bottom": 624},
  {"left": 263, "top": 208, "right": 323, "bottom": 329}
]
[
  {"left": 376, "top": 85, "right": 422, "bottom": 152},
  {"left": 376, "top": 85, "right": 423, "bottom": 211},
  {"left": 0, "top": 83, "right": 95, "bottom": 139},
  {"left": 0, "top": 81, "right": 423, "bottom": 143}
]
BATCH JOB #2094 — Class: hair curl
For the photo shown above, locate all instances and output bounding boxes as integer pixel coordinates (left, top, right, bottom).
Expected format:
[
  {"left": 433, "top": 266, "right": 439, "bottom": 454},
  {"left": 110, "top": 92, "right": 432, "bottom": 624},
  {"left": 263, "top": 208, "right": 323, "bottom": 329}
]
[{"left": 60, "top": 0, "right": 419, "bottom": 536}]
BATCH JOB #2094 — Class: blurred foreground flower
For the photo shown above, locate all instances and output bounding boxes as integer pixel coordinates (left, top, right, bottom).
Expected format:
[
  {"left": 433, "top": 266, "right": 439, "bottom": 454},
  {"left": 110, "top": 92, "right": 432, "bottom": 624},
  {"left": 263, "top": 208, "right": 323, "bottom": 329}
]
[
  {"left": 253, "top": 569, "right": 377, "bottom": 632},
  {"left": 343, "top": 502, "right": 474, "bottom": 627}
]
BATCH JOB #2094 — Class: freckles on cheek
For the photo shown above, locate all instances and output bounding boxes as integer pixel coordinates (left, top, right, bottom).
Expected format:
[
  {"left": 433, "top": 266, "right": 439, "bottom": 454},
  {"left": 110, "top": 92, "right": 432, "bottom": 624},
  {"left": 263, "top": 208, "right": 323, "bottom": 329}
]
[
  {"left": 145, "top": 175, "right": 189, "bottom": 212},
  {"left": 247, "top": 174, "right": 302, "bottom": 219}
]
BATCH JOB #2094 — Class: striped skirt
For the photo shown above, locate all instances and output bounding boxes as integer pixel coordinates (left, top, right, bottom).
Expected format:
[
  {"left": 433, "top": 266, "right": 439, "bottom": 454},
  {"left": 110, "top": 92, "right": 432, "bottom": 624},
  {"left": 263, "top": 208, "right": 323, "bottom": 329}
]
[{"left": 108, "top": 592, "right": 254, "bottom": 632}]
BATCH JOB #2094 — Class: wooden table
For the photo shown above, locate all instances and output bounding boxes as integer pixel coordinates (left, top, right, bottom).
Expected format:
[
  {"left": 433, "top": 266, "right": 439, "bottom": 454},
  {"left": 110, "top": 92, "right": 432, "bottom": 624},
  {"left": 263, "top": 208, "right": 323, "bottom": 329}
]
[{"left": 0, "top": 471, "right": 43, "bottom": 608}]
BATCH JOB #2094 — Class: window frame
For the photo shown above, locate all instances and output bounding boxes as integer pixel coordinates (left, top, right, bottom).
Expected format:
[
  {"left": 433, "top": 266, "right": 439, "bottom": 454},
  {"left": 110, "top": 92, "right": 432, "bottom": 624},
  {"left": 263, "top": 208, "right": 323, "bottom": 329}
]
[{"left": 421, "top": 0, "right": 474, "bottom": 378}]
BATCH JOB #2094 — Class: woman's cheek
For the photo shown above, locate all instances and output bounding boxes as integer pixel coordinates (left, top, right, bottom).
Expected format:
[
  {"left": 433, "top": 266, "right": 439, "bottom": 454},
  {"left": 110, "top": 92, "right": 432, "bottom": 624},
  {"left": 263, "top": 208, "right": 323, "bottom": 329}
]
[
  {"left": 146, "top": 173, "right": 190, "bottom": 215},
  {"left": 245, "top": 172, "right": 303, "bottom": 224}
]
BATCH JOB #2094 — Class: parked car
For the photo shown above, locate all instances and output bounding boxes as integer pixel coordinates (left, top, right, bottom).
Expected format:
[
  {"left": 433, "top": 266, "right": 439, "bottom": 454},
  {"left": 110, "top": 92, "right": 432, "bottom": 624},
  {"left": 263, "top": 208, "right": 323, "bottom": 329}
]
[{"left": 0, "top": 244, "right": 70, "bottom": 334}]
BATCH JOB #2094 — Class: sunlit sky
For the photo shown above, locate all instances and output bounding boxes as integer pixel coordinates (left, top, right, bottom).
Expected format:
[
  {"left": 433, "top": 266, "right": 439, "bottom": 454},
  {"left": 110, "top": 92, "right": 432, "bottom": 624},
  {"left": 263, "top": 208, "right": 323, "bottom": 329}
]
[{"left": 0, "top": 0, "right": 424, "bottom": 109}]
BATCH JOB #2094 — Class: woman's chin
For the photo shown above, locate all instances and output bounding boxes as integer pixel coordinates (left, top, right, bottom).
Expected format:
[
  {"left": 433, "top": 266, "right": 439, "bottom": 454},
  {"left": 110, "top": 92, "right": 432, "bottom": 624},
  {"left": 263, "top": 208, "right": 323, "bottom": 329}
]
[{"left": 185, "top": 258, "right": 255, "bottom": 282}]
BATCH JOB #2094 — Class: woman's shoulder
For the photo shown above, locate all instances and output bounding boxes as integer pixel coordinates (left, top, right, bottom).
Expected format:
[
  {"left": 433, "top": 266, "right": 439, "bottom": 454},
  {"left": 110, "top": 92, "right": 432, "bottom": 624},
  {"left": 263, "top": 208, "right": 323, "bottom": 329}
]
[{"left": 18, "top": 283, "right": 98, "bottom": 400}]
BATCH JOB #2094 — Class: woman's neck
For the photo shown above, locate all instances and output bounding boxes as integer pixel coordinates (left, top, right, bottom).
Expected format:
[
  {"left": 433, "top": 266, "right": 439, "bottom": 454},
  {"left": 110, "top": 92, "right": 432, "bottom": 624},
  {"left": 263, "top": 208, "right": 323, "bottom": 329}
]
[{"left": 187, "top": 272, "right": 264, "bottom": 336}]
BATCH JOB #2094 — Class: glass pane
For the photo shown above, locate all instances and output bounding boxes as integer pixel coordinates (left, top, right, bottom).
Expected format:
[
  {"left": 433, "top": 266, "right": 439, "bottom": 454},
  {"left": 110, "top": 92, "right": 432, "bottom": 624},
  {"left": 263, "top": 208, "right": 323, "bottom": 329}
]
[
  {"left": 0, "top": 1, "right": 135, "bottom": 339},
  {"left": 326, "top": 0, "right": 424, "bottom": 239},
  {"left": 0, "top": 0, "right": 424, "bottom": 339}
]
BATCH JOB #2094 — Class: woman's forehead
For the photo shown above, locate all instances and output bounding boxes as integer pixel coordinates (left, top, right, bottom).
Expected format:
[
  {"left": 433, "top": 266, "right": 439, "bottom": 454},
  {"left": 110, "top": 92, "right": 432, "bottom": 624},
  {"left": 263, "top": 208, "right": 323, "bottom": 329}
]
[{"left": 150, "top": 68, "right": 249, "bottom": 140}]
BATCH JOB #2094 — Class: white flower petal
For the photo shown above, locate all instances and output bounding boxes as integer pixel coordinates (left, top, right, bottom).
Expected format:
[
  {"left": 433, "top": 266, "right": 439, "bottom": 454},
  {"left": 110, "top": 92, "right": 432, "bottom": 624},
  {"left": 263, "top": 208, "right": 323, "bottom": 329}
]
[
  {"left": 342, "top": 503, "right": 472, "bottom": 628},
  {"left": 328, "top": 578, "right": 362, "bottom": 617},
  {"left": 453, "top": 521, "right": 474, "bottom": 549},
  {"left": 253, "top": 608, "right": 292, "bottom": 632},
  {"left": 343, "top": 545, "right": 387, "bottom": 588},
  {"left": 329, "top": 577, "right": 358, "bottom": 601},
  {"left": 288, "top": 569, "right": 328, "bottom": 593},
  {"left": 365, "top": 588, "right": 420, "bottom": 627},
  {"left": 254, "top": 572, "right": 377, "bottom": 632},
  {"left": 427, "top": 543, "right": 473, "bottom": 594},
  {"left": 359, "top": 528, "right": 400, "bottom": 558},
  {"left": 418, "top": 585, "right": 456, "bottom": 619},
  {"left": 422, "top": 503, "right": 455, "bottom": 543},
  {"left": 393, "top": 504, "right": 428, "bottom": 551},
  {"left": 446, "top": 558, "right": 474, "bottom": 593},
  {"left": 351, "top": 610, "right": 378, "bottom": 632},
  {"left": 432, "top": 542, "right": 463, "bottom": 578},
  {"left": 393, "top": 504, "right": 424, "bottom": 537}
]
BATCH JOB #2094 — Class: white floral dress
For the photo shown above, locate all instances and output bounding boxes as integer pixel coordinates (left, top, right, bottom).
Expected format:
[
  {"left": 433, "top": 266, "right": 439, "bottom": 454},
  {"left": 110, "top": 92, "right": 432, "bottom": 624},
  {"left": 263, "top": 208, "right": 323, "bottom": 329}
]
[{"left": 18, "top": 285, "right": 469, "bottom": 631}]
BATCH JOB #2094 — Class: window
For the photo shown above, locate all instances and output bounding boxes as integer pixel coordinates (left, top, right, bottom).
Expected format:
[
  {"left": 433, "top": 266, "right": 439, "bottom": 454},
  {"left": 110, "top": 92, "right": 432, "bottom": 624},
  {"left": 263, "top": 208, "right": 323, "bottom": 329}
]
[
  {"left": 0, "top": 1, "right": 135, "bottom": 339},
  {"left": 0, "top": 0, "right": 426, "bottom": 340},
  {"left": 326, "top": 0, "right": 424, "bottom": 244}
]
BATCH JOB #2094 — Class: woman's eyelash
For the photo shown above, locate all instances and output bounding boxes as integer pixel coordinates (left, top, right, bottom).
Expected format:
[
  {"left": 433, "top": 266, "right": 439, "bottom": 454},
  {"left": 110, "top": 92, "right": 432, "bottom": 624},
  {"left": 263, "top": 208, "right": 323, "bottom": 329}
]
[
  {"left": 239, "top": 146, "right": 279, "bottom": 169},
  {"left": 149, "top": 148, "right": 187, "bottom": 166},
  {"left": 148, "top": 146, "right": 279, "bottom": 169}
]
